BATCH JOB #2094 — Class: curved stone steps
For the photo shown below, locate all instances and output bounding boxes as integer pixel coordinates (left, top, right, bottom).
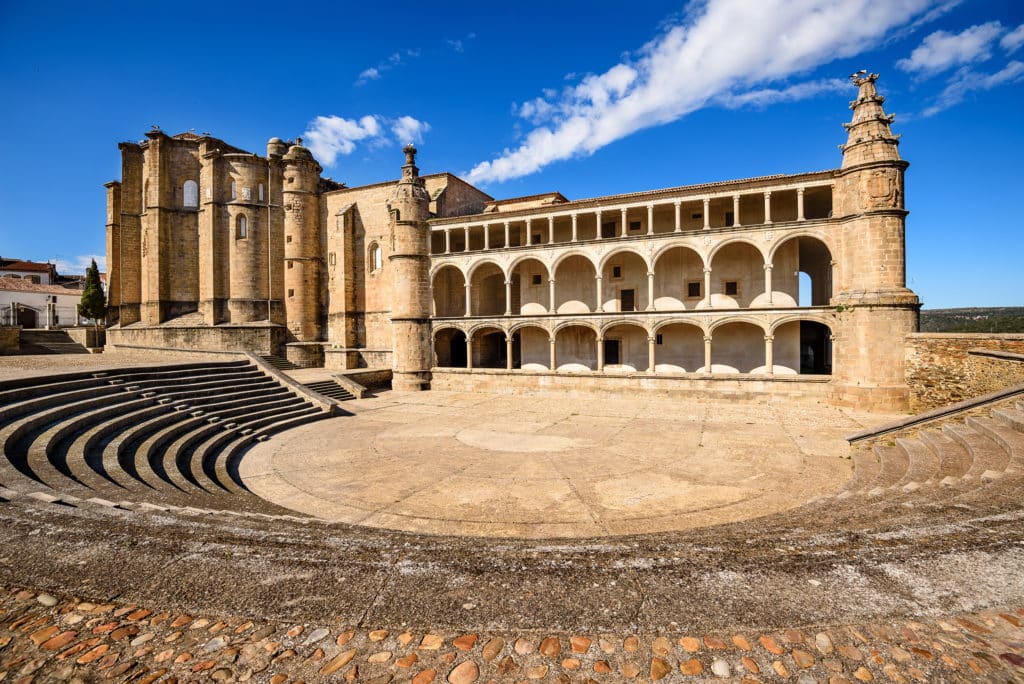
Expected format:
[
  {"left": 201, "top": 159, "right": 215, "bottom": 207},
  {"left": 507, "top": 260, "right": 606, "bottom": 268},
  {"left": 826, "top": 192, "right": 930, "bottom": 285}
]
[
  {"left": 109, "top": 411, "right": 194, "bottom": 490},
  {"left": 997, "top": 405, "right": 1024, "bottom": 431},
  {"left": 0, "top": 380, "right": 123, "bottom": 426},
  {"left": 865, "top": 444, "right": 909, "bottom": 495},
  {"left": 99, "top": 360, "right": 251, "bottom": 383},
  {"left": 117, "top": 369, "right": 267, "bottom": 398},
  {"left": 919, "top": 429, "right": 973, "bottom": 485},
  {"left": 837, "top": 446, "right": 880, "bottom": 495},
  {"left": 134, "top": 415, "right": 211, "bottom": 492},
  {"left": 943, "top": 423, "right": 1010, "bottom": 483},
  {"left": 893, "top": 436, "right": 941, "bottom": 490},
  {"left": 968, "top": 415, "right": 1024, "bottom": 471},
  {"left": 221, "top": 409, "right": 333, "bottom": 491}
]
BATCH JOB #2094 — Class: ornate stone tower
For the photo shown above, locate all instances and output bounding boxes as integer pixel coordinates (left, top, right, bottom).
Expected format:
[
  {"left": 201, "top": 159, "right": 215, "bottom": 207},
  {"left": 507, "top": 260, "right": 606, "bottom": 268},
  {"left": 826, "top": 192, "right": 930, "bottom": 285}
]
[
  {"left": 387, "top": 145, "right": 432, "bottom": 391},
  {"left": 830, "top": 73, "right": 920, "bottom": 410},
  {"left": 282, "top": 138, "right": 325, "bottom": 365}
]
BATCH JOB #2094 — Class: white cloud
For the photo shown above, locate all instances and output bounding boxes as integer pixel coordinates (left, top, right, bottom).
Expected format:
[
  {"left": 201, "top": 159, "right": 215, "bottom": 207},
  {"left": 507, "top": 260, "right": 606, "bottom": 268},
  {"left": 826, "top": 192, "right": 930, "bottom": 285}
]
[
  {"left": 715, "top": 78, "right": 849, "bottom": 109},
  {"left": 54, "top": 255, "right": 106, "bottom": 276},
  {"left": 391, "top": 116, "right": 431, "bottom": 145},
  {"left": 1002, "top": 24, "right": 1024, "bottom": 54},
  {"left": 922, "top": 60, "right": 1024, "bottom": 115},
  {"left": 355, "top": 49, "right": 420, "bottom": 85},
  {"left": 356, "top": 67, "right": 380, "bottom": 84},
  {"left": 303, "top": 115, "right": 432, "bottom": 166},
  {"left": 896, "top": 21, "right": 1004, "bottom": 75},
  {"left": 303, "top": 115, "right": 384, "bottom": 165},
  {"left": 466, "top": 0, "right": 944, "bottom": 185}
]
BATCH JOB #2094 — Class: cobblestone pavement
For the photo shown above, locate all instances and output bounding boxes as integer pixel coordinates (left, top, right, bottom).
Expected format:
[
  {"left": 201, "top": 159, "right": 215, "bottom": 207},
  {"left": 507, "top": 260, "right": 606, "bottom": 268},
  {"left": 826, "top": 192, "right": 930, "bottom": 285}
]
[{"left": 1, "top": 587, "right": 1022, "bottom": 683}]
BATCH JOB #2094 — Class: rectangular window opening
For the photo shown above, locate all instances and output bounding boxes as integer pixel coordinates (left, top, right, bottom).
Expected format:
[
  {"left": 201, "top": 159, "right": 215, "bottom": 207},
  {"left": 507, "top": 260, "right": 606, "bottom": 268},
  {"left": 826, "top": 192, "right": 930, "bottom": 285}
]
[
  {"left": 603, "top": 339, "right": 621, "bottom": 365},
  {"left": 628, "top": 220, "right": 642, "bottom": 232},
  {"left": 691, "top": 213, "right": 702, "bottom": 220},
  {"left": 287, "top": 289, "right": 295, "bottom": 298},
  {"left": 531, "top": 274, "right": 542, "bottom": 286},
  {"left": 532, "top": 233, "right": 542, "bottom": 244},
  {"left": 611, "top": 265, "right": 623, "bottom": 280},
  {"left": 725, "top": 211, "right": 734, "bottom": 225},
  {"left": 724, "top": 281, "right": 739, "bottom": 296},
  {"left": 687, "top": 281, "right": 702, "bottom": 298},
  {"left": 656, "top": 334, "right": 663, "bottom": 345},
  {"left": 600, "top": 222, "right": 617, "bottom": 238},
  {"left": 287, "top": 262, "right": 293, "bottom": 269}
]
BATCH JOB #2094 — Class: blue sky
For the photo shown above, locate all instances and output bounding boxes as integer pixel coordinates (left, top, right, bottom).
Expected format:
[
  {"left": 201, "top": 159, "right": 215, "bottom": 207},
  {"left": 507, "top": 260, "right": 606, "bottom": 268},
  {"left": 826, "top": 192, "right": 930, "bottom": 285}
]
[{"left": 0, "top": 0, "right": 1021, "bottom": 308}]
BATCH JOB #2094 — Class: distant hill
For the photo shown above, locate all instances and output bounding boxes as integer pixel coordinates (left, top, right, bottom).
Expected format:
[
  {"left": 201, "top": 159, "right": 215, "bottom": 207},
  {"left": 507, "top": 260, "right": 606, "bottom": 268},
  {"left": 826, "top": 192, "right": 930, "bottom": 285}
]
[{"left": 920, "top": 307, "right": 1024, "bottom": 333}]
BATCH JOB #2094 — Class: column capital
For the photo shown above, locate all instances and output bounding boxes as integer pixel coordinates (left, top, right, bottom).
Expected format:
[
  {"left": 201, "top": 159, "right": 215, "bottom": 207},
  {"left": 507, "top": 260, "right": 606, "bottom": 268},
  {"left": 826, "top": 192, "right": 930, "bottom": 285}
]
[
  {"left": 647, "top": 336, "right": 656, "bottom": 343},
  {"left": 503, "top": 220, "right": 509, "bottom": 227},
  {"left": 504, "top": 279, "right": 512, "bottom": 286},
  {"left": 704, "top": 335, "right": 713, "bottom": 343},
  {"left": 703, "top": 267, "right": 712, "bottom": 275},
  {"left": 647, "top": 271, "right": 655, "bottom": 277},
  {"left": 733, "top": 194, "right": 741, "bottom": 200},
  {"left": 673, "top": 200, "right": 681, "bottom": 207},
  {"left": 763, "top": 190, "right": 772, "bottom": 198},
  {"left": 647, "top": 202, "right": 654, "bottom": 209},
  {"left": 595, "top": 274, "right": 603, "bottom": 281},
  {"left": 763, "top": 263, "right": 773, "bottom": 271},
  {"left": 797, "top": 187, "right": 805, "bottom": 195},
  {"left": 764, "top": 334, "right": 774, "bottom": 341},
  {"left": 464, "top": 283, "right": 471, "bottom": 289}
]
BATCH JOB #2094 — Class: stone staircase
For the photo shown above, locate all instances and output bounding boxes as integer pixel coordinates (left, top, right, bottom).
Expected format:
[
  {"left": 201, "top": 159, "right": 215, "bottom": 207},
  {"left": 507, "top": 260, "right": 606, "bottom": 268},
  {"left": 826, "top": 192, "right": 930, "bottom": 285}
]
[
  {"left": 16, "top": 330, "right": 89, "bottom": 355},
  {"left": 258, "top": 354, "right": 298, "bottom": 371},
  {"left": 302, "top": 379, "right": 355, "bottom": 402},
  {"left": 0, "top": 359, "right": 335, "bottom": 515}
]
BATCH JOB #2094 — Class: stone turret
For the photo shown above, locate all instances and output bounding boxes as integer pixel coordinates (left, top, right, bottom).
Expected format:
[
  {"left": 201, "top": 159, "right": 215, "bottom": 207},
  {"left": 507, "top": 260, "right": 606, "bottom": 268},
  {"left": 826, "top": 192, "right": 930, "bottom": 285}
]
[
  {"left": 830, "top": 73, "right": 920, "bottom": 411},
  {"left": 387, "top": 144, "right": 432, "bottom": 391},
  {"left": 282, "top": 138, "right": 325, "bottom": 364}
]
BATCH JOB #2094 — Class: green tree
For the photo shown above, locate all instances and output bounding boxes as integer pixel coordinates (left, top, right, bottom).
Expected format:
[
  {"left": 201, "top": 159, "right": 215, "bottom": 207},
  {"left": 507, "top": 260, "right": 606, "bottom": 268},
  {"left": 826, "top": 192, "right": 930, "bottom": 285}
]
[{"left": 77, "top": 258, "right": 106, "bottom": 329}]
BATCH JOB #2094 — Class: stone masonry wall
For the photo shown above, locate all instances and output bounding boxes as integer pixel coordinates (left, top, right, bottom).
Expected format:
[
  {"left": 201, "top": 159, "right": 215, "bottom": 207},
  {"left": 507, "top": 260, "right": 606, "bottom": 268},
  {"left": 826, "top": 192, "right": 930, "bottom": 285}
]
[
  {"left": 0, "top": 327, "right": 19, "bottom": 355},
  {"left": 905, "top": 333, "right": 1024, "bottom": 411}
]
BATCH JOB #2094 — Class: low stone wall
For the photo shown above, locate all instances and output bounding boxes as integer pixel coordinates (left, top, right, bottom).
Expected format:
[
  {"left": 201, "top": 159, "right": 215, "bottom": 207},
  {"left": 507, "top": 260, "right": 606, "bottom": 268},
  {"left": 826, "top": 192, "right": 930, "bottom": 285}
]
[
  {"left": 905, "top": 333, "right": 1024, "bottom": 411},
  {"left": 107, "top": 324, "right": 287, "bottom": 356},
  {"left": 430, "top": 368, "right": 831, "bottom": 402},
  {"left": 325, "top": 348, "right": 392, "bottom": 370},
  {"left": 66, "top": 327, "right": 105, "bottom": 349},
  {"left": 335, "top": 368, "right": 392, "bottom": 390},
  {"left": 0, "top": 327, "right": 18, "bottom": 355}
]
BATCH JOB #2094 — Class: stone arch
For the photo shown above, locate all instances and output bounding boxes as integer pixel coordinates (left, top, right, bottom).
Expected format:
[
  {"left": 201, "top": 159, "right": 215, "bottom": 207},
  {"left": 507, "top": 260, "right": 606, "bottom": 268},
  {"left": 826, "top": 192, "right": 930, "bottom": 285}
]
[
  {"left": 768, "top": 234, "right": 834, "bottom": 307},
  {"left": 554, "top": 323, "right": 598, "bottom": 372},
  {"left": 598, "top": 318, "right": 650, "bottom": 337},
  {"left": 709, "top": 316, "right": 769, "bottom": 335},
  {"left": 367, "top": 242, "right": 383, "bottom": 272},
  {"left": 236, "top": 214, "right": 247, "bottom": 239},
  {"left": 708, "top": 240, "right": 766, "bottom": 308},
  {"left": 433, "top": 327, "right": 467, "bottom": 368},
  {"left": 710, "top": 320, "right": 767, "bottom": 374},
  {"left": 601, "top": 321, "right": 649, "bottom": 372},
  {"left": 469, "top": 324, "right": 507, "bottom": 368},
  {"left": 508, "top": 256, "right": 550, "bottom": 316},
  {"left": 652, "top": 321, "right": 706, "bottom": 373},
  {"left": 771, "top": 317, "right": 834, "bottom": 376},
  {"left": 550, "top": 249, "right": 598, "bottom": 274},
  {"left": 466, "top": 258, "right": 507, "bottom": 281},
  {"left": 651, "top": 244, "right": 706, "bottom": 311},
  {"left": 599, "top": 248, "right": 650, "bottom": 312},
  {"left": 652, "top": 241, "right": 707, "bottom": 270},
  {"left": 513, "top": 323, "right": 550, "bottom": 371},
  {"left": 707, "top": 237, "right": 768, "bottom": 264},
  {"left": 552, "top": 254, "right": 597, "bottom": 314},
  {"left": 468, "top": 261, "right": 505, "bottom": 317},
  {"left": 431, "top": 264, "right": 466, "bottom": 317},
  {"left": 597, "top": 246, "right": 651, "bottom": 272}
]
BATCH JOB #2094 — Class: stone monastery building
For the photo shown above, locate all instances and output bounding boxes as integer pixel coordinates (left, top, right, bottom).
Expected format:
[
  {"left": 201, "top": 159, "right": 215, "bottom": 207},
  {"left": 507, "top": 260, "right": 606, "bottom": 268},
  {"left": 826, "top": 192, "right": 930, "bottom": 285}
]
[{"left": 104, "top": 74, "right": 919, "bottom": 410}]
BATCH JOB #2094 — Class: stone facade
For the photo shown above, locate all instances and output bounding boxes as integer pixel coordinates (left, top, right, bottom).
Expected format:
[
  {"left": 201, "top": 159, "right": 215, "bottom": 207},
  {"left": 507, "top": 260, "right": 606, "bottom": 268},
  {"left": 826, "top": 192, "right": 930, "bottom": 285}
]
[
  {"left": 905, "top": 333, "right": 1024, "bottom": 411},
  {"left": 104, "top": 74, "right": 925, "bottom": 410}
]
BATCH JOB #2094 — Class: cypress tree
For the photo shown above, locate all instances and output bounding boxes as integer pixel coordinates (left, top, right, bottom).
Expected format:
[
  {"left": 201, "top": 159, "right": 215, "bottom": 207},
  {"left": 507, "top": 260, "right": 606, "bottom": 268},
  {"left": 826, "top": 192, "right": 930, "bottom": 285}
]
[{"left": 78, "top": 258, "right": 106, "bottom": 329}]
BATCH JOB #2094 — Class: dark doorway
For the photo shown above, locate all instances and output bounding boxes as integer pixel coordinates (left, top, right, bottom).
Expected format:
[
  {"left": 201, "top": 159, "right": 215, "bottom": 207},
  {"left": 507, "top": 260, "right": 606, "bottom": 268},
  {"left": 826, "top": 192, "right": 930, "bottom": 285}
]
[
  {"left": 620, "top": 289, "right": 635, "bottom": 312},
  {"left": 604, "top": 339, "right": 621, "bottom": 365},
  {"left": 799, "top": 321, "right": 832, "bottom": 374},
  {"left": 17, "top": 307, "right": 37, "bottom": 328}
]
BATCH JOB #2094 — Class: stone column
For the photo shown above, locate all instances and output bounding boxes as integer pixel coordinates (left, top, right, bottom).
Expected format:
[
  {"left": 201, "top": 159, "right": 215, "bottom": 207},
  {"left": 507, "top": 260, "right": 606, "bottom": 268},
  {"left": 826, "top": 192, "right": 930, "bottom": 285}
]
[
  {"left": 704, "top": 335, "right": 713, "bottom": 374},
  {"left": 464, "top": 226, "right": 470, "bottom": 250},
  {"left": 797, "top": 188, "right": 805, "bottom": 221},
  {"left": 506, "top": 335, "right": 513, "bottom": 370},
  {"left": 764, "top": 334, "right": 774, "bottom": 375},
  {"left": 549, "top": 278, "right": 556, "bottom": 314},
  {"left": 732, "top": 195, "right": 741, "bottom": 227},
  {"left": 703, "top": 198, "right": 711, "bottom": 230},
  {"left": 464, "top": 283, "right": 472, "bottom": 317},
  {"left": 444, "top": 229, "right": 451, "bottom": 254},
  {"left": 595, "top": 275, "right": 603, "bottom": 313},
  {"left": 549, "top": 336, "right": 557, "bottom": 371},
  {"left": 703, "top": 268, "right": 713, "bottom": 308},
  {"left": 647, "top": 204, "right": 654, "bottom": 235},
  {"left": 764, "top": 191, "right": 772, "bottom": 224},
  {"left": 596, "top": 335, "right": 604, "bottom": 371},
  {"left": 646, "top": 271, "right": 655, "bottom": 311},
  {"left": 620, "top": 208, "right": 628, "bottom": 237},
  {"left": 526, "top": 219, "right": 533, "bottom": 246},
  {"left": 571, "top": 213, "right": 578, "bottom": 242},
  {"left": 504, "top": 279, "right": 512, "bottom": 316},
  {"left": 466, "top": 336, "right": 473, "bottom": 370},
  {"left": 595, "top": 210, "right": 603, "bottom": 240},
  {"left": 647, "top": 336, "right": 656, "bottom": 372},
  {"left": 504, "top": 221, "right": 510, "bottom": 248},
  {"left": 548, "top": 217, "right": 555, "bottom": 245},
  {"left": 674, "top": 201, "right": 681, "bottom": 232},
  {"left": 764, "top": 264, "right": 773, "bottom": 305},
  {"left": 483, "top": 224, "right": 490, "bottom": 250}
]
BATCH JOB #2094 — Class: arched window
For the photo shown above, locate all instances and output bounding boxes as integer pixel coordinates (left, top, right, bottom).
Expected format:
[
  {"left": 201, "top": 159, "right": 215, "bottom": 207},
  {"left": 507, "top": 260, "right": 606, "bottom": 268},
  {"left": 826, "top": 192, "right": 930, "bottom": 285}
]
[
  {"left": 369, "top": 243, "right": 382, "bottom": 271},
  {"left": 258, "top": 183, "right": 265, "bottom": 202},
  {"left": 236, "top": 215, "right": 247, "bottom": 239},
  {"left": 183, "top": 180, "right": 198, "bottom": 208}
]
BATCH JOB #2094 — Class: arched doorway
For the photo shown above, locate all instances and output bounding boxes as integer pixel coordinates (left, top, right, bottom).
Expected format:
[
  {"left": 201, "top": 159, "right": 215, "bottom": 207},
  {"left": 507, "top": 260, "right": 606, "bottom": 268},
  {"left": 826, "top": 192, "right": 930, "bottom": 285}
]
[
  {"left": 432, "top": 266, "right": 466, "bottom": 317},
  {"left": 653, "top": 323, "right": 705, "bottom": 373},
  {"left": 601, "top": 323, "right": 648, "bottom": 372},
  {"left": 17, "top": 306, "right": 38, "bottom": 328},
  {"left": 771, "top": 236, "right": 833, "bottom": 306},
  {"left": 652, "top": 246, "right": 704, "bottom": 310},
  {"left": 711, "top": 322, "right": 766, "bottom": 374},
  {"left": 709, "top": 242, "right": 764, "bottom": 308},
  {"left": 433, "top": 328, "right": 467, "bottom": 368},
  {"left": 470, "top": 326, "right": 506, "bottom": 368},
  {"left": 554, "top": 324, "right": 597, "bottom": 372},
  {"left": 508, "top": 258, "right": 549, "bottom": 315},
  {"left": 553, "top": 255, "right": 596, "bottom": 314},
  {"left": 468, "top": 262, "right": 505, "bottom": 316},
  {"left": 774, "top": 320, "right": 833, "bottom": 375}
]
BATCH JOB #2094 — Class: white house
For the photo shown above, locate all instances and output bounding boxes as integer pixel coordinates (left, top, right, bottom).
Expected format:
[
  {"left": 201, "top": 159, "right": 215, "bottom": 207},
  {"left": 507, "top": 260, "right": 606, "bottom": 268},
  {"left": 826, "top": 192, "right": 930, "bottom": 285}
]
[{"left": 0, "top": 277, "right": 81, "bottom": 328}]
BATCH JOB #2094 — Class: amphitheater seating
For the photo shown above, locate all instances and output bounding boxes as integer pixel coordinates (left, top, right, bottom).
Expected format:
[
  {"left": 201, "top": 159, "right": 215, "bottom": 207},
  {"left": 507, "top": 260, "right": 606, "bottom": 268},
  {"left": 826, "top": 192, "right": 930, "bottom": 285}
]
[{"left": 0, "top": 359, "right": 335, "bottom": 515}]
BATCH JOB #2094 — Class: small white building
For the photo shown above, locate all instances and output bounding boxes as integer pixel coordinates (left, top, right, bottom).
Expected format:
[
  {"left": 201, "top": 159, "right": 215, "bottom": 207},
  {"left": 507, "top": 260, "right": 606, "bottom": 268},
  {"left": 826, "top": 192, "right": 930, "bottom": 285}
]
[
  {"left": 0, "top": 258, "right": 57, "bottom": 285},
  {"left": 0, "top": 277, "right": 81, "bottom": 328}
]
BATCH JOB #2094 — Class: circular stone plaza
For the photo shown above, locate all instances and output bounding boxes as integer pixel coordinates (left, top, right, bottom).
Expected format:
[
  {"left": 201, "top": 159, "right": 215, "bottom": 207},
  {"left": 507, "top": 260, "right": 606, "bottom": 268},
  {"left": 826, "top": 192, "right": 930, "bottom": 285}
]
[{"left": 1, "top": 349, "right": 1024, "bottom": 683}]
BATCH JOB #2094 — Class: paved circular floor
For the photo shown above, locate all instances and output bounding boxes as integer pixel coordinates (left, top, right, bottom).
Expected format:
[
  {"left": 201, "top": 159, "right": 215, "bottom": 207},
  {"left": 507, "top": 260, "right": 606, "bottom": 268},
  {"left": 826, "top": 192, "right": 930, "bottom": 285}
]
[{"left": 240, "top": 391, "right": 892, "bottom": 538}]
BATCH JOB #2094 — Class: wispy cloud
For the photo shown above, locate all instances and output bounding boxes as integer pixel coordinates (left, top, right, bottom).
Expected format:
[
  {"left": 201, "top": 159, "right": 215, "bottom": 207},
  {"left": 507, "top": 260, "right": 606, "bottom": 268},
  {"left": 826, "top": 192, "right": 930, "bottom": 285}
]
[
  {"left": 466, "top": 0, "right": 945, "bottom": 185},
  {"left": 715, "top": 78, "right": 849, "bottom": 109},
  {"left": 922, "top": 60, "right": 1024, "bottom": 116},
  {"left": 54, "top": 255, "right": 106, "bottom": 275},
  {"left": 303, "top": 115, "right": 431, "bottom": 166},
  {"left": 1002, "top": 24, "right": 1024, "bottom": 54},
  {"left": 896, "top": 22, "right": 1004, "bottom": 76},
  {"left": 355, "top": 49, "right": 421, "bottom": 86},
  {"left": 447, "top": 32, "right": 476, "bottom": 53}
]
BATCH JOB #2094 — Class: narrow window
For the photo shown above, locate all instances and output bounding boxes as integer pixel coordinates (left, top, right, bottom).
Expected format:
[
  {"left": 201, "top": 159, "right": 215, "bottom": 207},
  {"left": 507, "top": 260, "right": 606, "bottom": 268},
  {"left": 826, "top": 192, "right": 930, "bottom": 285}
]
[
  {"left": 656, "top": 334, "right": 663, "bottom": 345},
  {"left": 236, "top": 215, "right": 247, "bottom": 239},
  {"left": 691, "top": 213, "right": 702, "bottom": 220},
  {"left": 258, "top": 183, "right": 265, "bottom": 202},
  {"left": 628, "top": 220, "right": 642, "bottom": 232},
  {"left": 183, "top": 180, "right": 198, "bottom": 208},
  {"left": 611, "top": 265, "right": 623, "bottom": 280},
  {"left": 286, "top": 235, "right": 293, "bottom": 243},
  {"left": 724, "top": 281, "right": 738, "bottom": 296},
  {"left": 687, "top": 281, "right": 702, "bottom": 298},
  {"left": 531, "top": 274, "right": 542, "bottom": 286},
  {"left": 230, "top": 181, "right": 237, "bottom": 200},
  {"left": 288, "top": 288, "right": 295, "bottom": 298},
  {"left": 369, "top": 243, "right": 382, "bottom": 271},
  {"left": 603, "top": 339, "right": 621, "bottom": 365},
  {"left": 329, "top": 252, "right": 336, "bottom": 266},
  {"left": 725, "top": 211, "right": 734, "bottom": 225},
  {"left": 287, "top": 261, "right": 293, "bottom": 269}
]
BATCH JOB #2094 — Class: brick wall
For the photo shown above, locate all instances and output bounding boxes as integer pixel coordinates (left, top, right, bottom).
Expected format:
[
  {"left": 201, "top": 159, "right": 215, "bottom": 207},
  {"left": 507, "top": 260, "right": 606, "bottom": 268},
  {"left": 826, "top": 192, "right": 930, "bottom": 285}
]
[{"left": 905, "top": 333, "right": 1024, "bottom": 411}]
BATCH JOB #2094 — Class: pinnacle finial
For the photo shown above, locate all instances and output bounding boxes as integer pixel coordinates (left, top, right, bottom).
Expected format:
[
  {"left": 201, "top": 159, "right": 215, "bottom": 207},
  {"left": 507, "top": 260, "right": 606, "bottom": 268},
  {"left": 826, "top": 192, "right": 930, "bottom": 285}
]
[{"left": 403, "top": 144, "right": 417, "bottom": 167}]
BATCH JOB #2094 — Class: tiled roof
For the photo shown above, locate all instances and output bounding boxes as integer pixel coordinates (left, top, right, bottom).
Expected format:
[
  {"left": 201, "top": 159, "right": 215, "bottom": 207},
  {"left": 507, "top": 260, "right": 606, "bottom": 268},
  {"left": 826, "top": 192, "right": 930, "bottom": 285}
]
[
  {"left": 0, "top": 259, "right": 55, "bottom": 273},
  {"left": 0, "top": 278, "right": 83, "bottom": 296}
]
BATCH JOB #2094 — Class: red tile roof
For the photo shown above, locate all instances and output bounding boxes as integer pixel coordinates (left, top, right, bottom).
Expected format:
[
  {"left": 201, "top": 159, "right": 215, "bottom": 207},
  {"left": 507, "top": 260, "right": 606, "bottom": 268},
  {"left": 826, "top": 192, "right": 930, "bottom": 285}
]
[
  {"left": 0, "top": 259, "right": 55, "bottom": 273},
  {"left": 0, "top": 277, "right": 82, "bottom": 296}
]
